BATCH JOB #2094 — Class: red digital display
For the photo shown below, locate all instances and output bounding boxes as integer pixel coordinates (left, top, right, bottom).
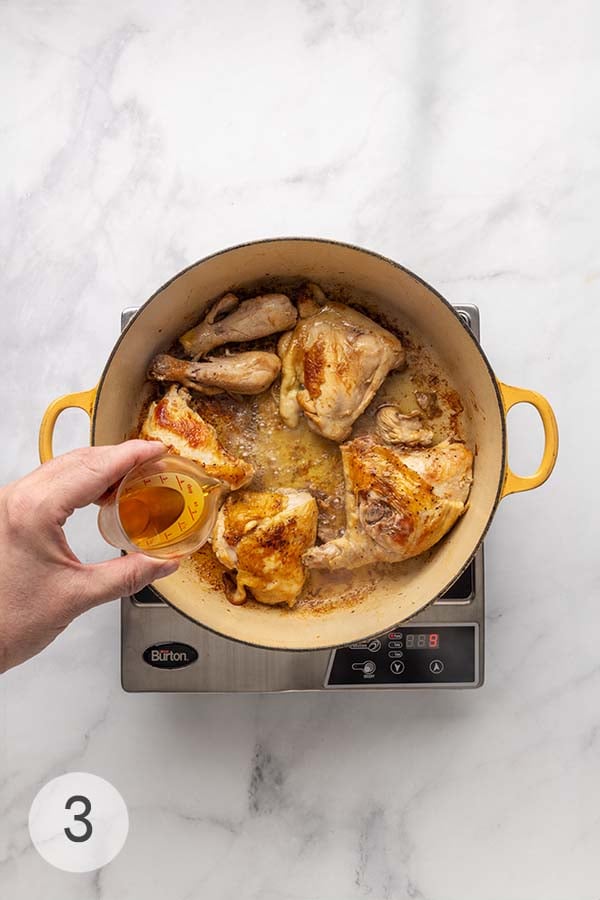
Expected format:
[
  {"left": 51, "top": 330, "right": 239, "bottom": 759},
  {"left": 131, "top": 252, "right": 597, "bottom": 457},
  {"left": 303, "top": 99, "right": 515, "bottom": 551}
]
[{"left": 405, "top": 632, "right": 441, "bottom": 650}]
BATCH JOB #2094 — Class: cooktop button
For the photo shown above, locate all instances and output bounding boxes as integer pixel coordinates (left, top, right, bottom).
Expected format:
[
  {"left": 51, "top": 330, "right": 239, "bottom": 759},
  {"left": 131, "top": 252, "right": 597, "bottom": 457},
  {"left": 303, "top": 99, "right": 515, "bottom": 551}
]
[
  {"left": 351, "top": 660, "right": 376, "bottom": 677},
  {"left": 429, "top": 659, "right": 444, "bottom": 675},
  {"left": 388, "top": 650, "right": 404, "bottom": 659},
  {"left": 367, "top": 639, "right": 382, "bottom": 653},
  {"left": 390, "top": 660, "right": 405, "bottom": 675}
]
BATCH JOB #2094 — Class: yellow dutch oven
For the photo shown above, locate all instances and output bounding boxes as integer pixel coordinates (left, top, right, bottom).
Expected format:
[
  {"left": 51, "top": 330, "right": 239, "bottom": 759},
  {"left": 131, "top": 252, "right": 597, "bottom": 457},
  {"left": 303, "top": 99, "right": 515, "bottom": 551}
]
[{"left": 39, "top": 239, "right": 558, "bottom": 650}]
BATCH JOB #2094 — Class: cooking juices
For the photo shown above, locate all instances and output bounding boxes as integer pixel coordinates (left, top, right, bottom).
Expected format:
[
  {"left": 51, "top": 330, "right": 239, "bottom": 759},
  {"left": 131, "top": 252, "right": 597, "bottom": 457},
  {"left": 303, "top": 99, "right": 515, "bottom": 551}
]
[
  {"left": 98, "top": 454, "right": 225, "bottom": 559},
  {"left": 184, "top": 294, "right": 470, "bottom": 611}
]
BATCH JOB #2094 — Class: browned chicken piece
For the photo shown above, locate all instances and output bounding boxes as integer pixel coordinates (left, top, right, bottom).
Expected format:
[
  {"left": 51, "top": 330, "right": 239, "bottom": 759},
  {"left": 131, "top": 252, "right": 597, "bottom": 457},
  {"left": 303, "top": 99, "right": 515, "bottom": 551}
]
[
  {"left": 212, "top": 489, "right": 318, "bottom": 607},
  {"left": 140, "top": 385, "right": 254, "bottom": 490},
  {"left": 179, "top": 293, "right": 298, "bottom": 359},
  {"left": 375, "top": 405, "right": 434, "bottom": 447},
  {"left": 278, "top": 302, "right": 405, "bottom": 442},
  {"left": 303, "top": 437, "right": 473, "bottom": 571},
  {"left": 296, "top": 282, "right": 327, "bottom": 318},
  {"left": 395, "top": 441, "right": 473, "bottom": 503},
  {"left": 149, "top": 351, "right": 281, "bottom": 396}
]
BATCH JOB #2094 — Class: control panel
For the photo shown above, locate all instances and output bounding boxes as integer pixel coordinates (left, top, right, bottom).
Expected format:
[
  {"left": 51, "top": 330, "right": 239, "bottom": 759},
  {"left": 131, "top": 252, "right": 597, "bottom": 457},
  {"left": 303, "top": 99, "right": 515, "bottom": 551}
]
[{"left": 325, "top": 625, "right": 479, "bottom": 687}]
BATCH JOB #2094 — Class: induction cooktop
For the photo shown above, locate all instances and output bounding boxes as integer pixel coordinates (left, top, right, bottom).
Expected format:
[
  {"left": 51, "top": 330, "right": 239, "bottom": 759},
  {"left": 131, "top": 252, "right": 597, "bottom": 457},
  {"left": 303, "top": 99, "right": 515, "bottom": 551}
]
[{"left": 121, "top": 304, "right": 484, "bottom": 692}]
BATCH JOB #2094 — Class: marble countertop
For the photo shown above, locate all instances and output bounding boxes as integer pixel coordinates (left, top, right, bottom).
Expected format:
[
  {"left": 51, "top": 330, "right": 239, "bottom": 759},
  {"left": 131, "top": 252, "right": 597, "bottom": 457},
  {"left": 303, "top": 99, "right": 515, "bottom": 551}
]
[{"left": 1, "top": 1, "right": 598, "bottom": 898}]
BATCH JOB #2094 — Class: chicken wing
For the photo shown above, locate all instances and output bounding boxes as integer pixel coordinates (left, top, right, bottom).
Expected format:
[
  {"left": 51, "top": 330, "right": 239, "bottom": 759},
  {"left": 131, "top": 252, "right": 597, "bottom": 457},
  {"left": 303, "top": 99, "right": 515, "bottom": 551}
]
[
  {"left": 149, "top": 351, "right": 281, "bottom": 395},
  {"left": 212, "top": 489, "right": 318, "bottom": 607},
  {"left": 296, "top": 282, "right": 327, "bottom": 318},
  {"left": 375, "top": 405, "right": 434, "bottom": 447},
  {"left": 140, "top": 385, "right": 254, "bottom": 490},
  {"left": 179, "top": 293, "right": 297, "bottom": 359},
  {"left": 278, "top": 302, "right": 405, "bottom": 442},
  {"left": 303, "top": 437, "right": 473, "bottom": 571}
]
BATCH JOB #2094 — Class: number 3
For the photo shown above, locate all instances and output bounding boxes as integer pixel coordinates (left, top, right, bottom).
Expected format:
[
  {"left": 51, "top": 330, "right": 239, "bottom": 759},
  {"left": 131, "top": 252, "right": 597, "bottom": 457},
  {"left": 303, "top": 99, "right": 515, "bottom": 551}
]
[{"left": 64, "top": 795, "right": 93, "bottom": 843}]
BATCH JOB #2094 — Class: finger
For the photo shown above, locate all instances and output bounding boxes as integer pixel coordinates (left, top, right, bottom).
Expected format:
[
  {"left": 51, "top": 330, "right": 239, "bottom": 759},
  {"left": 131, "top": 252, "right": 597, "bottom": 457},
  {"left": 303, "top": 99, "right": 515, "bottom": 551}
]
[
  {"left": 74, "top": 553, "right": 180, "bottom": 610},
  {"left": 37, "top": 441, "right": 166, "bottom": 521}
]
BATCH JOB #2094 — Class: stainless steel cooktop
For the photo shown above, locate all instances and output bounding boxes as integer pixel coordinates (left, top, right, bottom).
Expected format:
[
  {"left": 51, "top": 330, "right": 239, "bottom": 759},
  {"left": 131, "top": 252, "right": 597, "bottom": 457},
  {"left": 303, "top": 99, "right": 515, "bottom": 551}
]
[{"left": 121, "top": 304, "right": 484, "bottom": 692}]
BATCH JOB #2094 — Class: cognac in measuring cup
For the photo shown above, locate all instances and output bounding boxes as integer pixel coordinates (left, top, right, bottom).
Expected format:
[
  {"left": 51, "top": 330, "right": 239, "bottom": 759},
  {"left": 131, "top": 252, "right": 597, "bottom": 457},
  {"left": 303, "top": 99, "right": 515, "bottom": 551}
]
[{"left": 98, "top": 454, "right": 226, "bottom": 559}]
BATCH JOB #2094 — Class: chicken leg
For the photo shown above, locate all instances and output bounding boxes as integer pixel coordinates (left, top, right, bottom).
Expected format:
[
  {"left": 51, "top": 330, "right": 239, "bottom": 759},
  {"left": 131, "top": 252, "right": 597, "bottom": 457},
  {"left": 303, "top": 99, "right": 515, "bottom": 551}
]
[
  {"left": 149, "top": 351, "right": 281, "bottom": 395},
  {"left": 180, "top": 293, "right": 297, "bottom": 359}
]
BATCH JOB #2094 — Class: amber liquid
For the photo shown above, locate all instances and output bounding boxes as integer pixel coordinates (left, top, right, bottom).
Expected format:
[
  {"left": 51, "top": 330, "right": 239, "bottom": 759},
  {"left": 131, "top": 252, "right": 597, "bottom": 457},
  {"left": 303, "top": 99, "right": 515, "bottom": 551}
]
[{"left": 119, "top": 486, "right": 185, "bottom": 543}]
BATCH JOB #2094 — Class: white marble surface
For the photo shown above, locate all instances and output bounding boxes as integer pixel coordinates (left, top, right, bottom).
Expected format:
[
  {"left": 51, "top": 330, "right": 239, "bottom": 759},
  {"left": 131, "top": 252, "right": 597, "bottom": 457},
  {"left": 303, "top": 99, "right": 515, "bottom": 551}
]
[{"left": 1, "top": 1, "right": 599, "bottom": 897}]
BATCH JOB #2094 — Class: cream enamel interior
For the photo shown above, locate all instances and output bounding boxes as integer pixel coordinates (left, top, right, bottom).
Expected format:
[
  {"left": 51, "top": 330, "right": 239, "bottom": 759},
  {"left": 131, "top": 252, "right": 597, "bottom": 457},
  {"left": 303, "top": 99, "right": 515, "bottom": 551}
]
[{"left": 93, "top": 239, "right": 505, "bottom": 650}]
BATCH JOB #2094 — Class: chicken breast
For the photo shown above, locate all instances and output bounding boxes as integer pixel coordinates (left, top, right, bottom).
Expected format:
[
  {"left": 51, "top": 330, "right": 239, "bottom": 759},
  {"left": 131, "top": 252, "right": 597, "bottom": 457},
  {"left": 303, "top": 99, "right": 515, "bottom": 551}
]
[
  {"left": 179, "top": 293, "right": 298, "bottom": 359},
  {"left": 278, "top": 301, "right": 405, "bottom": 442},
  {"left": 396, "top": 440, "right": 473, "bottom": 503},
  {"left": 149, "top": 351, "right": 281, "bottom": 396},
  {"left": 212, "top": 489, "right": 318, "bottom": 607},
  {"left": 140, "top": 385, "right": 254, "bottom": 490},
  {"left": 303, "top": 437, "right": 473, "bottom": 571}
]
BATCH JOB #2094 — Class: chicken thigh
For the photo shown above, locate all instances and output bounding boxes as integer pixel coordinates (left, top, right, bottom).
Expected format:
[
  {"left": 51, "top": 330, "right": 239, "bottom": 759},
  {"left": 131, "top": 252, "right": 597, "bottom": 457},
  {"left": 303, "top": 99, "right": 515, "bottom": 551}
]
[
  {"left": 278, "top": 302, "right": 405, "bottom": 442},
  {"left": 303, "top": 437, "right": 473, "bottom": 571},
  {"left": 212, "top": 489, "right": 318, "bottom": 607},
  {"left": 140, "top": 385, "right": 254, "bottom": 490}
]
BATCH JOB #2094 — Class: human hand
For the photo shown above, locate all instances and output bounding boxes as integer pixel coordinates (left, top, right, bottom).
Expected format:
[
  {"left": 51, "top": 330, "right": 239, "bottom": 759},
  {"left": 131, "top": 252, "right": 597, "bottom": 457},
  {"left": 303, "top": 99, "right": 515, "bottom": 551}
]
[{"left": 0, "top": 441, "right": 179, "bottom": 674}]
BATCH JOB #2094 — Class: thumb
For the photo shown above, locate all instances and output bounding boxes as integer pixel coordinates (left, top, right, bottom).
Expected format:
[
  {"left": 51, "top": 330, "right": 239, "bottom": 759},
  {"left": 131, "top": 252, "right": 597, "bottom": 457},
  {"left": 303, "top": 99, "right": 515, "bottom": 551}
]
[{"left": 76, "top": 553, "right": 179, "bottom": 610}]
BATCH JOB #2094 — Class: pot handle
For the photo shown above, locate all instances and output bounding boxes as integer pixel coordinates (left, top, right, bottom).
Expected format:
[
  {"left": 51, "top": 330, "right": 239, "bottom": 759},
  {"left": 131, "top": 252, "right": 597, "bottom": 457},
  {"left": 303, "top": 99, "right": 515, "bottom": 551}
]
[
  {"left": 498, "top": 382, "right": 559, "bottom": 498},
  {"left": 39, "top": 386, "right": 98, "bottom": 464}
]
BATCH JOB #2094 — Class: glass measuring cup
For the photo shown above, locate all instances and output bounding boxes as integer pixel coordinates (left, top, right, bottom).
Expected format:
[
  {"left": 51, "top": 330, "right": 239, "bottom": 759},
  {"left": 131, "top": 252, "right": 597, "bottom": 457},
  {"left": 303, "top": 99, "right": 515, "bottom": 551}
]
[{"left": 97, "top": 454, "right": 226, "bottom": 559}]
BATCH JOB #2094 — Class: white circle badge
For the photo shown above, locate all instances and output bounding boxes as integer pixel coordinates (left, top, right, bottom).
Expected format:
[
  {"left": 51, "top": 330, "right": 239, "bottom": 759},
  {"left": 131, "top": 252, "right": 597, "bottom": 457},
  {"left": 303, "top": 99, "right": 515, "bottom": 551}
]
[{"left": 28, "top": 772, "right": 129, "bottom": 872}]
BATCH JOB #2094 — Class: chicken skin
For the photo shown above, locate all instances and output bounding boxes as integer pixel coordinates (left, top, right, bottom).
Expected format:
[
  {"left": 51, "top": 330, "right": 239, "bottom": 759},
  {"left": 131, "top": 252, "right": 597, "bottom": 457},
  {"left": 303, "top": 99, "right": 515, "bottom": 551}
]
[
  {"left": 179, "top": 293, "right": 297, "bottom": 359},
  {"left": 395, "top": 441, "right": 474, "bottom": 503},
  {"left": 375, "top": 405, "right": 434, "bottom": 447},
  {"left": 149, "top": 351, "right": 281, "bottom": 396},
  {"left": 212, "top": 489, "right": 318, "bottom": 607},
  {"left": 278, "top": 301, "right": 405, "bottom": 442},
  {"left": 140, "top": 385, "right": 254, "bottom": 490},
  {"left": 303, "top": 437, "right": 473, "bottom": 571}
]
